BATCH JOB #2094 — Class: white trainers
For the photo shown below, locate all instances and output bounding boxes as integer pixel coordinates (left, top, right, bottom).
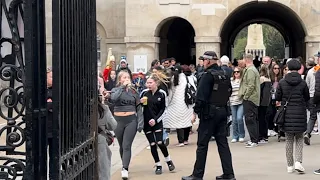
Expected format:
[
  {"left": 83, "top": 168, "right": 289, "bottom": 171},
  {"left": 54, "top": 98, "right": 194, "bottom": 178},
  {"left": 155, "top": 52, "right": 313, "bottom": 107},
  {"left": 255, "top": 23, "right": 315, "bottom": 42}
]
[
  {"left": 239, "top": 138, "right": 245, "bottom": 142},
  {"left": 231, "top": 139, "right": 237, "bottom": 143},
  {"left": 245, "top": 141, "right": 258, "bottom": 148},
  {"left": 146, "top": 146, "right": 151, "bottom": 150},
  {"left": 294, "top": 162, "right": 305, "bottom": 174},
  {"left": 121, "top": 168, "right": 129, "bottom": 179},
  {"left": 176, "top": 143, "right": 184, "bottom": 147},
  {"left": 287, "top": 166, "right": 294, "bottom": 173},
  {"left": 268, "top": 130, "right": 278, "bottom": 137}
]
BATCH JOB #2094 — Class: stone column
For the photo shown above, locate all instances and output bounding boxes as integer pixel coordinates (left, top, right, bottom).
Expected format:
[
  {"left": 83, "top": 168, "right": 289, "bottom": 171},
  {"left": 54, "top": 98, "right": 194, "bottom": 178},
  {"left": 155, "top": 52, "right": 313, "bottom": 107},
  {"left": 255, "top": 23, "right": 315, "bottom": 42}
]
[
  {"left": 124, "top": 36, "right": 160, "bottom": 72},
  {"left": 194, "top": 36, "right": 221, "bottom": 63},
  {"left": 305, "top": 36, "right": 320, "bottom": 58},
  {"left": 285, "top": 44, "right": 290, "bottom": 59}
]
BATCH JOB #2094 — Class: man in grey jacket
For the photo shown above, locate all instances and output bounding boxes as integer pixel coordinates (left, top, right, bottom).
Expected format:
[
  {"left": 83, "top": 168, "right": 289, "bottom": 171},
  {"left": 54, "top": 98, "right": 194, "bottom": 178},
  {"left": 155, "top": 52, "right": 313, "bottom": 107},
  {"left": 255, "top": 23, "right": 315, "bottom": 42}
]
[{"left": 304, "top": 52, "right": 320, "bottom": 145}]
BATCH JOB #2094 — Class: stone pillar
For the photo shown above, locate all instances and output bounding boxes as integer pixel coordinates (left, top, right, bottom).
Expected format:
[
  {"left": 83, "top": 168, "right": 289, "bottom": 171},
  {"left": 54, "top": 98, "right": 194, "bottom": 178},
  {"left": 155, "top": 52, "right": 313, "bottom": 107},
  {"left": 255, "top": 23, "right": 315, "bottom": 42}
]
[
  {"left": 305, "top": 36, "right": 320, "bottom": 58},
  {"left": 124, "top": 36, "right": 160, "bottom": 72},
  {"left": 285, "top": 44, "right": 290, "bottom": 59},
  {"left": 194, "top": 36, "right": 221, "bottom": 63}
]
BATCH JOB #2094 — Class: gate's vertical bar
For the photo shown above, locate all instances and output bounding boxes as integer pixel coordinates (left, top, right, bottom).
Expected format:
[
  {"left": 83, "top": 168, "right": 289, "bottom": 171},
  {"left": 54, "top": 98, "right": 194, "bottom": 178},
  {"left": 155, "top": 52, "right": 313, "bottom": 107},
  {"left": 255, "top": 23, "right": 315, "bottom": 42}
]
[
  {"left": 24, "top": 0, "right": 48, "bottom": 179},
  {"left": 51, "top": 0, "right": 61, "bottom": 179},
  {"left": 90, "top": 0, "right": 98, "bottom": 178}
]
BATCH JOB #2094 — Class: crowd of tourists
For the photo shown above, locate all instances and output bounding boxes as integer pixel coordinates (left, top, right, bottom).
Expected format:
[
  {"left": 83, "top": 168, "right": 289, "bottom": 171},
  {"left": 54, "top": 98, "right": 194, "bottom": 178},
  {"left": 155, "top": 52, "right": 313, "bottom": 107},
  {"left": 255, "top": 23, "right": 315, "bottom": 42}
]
[{"left": 92, "top": 52, "right": 320, "bottom": 180}]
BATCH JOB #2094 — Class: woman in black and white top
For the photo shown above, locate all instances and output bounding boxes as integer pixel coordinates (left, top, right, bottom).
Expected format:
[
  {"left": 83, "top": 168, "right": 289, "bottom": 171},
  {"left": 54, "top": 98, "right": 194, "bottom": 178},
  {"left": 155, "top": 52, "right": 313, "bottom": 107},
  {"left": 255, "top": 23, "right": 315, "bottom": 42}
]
[{"left": 140, "top": 72, "right": 175, "bottom": 175}]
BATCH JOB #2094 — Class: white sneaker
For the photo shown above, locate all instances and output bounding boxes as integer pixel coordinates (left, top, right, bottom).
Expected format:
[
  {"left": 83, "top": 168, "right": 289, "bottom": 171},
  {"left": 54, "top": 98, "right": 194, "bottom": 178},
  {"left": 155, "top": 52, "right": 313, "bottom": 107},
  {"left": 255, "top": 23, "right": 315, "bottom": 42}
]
[
  {"left": 287, "top": 166, "right": 294, "bottom": 173},
  {"left": 311, "top": 130, "right": 319, "bottom": 135},
  {"left": 121, "top": 168, "right": 129, "bottom": 179},
  {"left": 239, "top": 138, "right": 245, "bottom": 142},
  {"left": 268, "top": 130, "right": 278, "bottom": 137},
  {"left": 176, "top": 143, "right": 184, "bottom": 147},
  {"left": 231, "top": 139, "right": 237, "bottom": 143},
  {"left": 146, "top": 146, "right": 150, "bottom": 150},
  {"left": 245, "top": 142, "right": 258, "bottom": 148},
  {"left": 294, "top": 162, "right": 305, "bottom": 174}
]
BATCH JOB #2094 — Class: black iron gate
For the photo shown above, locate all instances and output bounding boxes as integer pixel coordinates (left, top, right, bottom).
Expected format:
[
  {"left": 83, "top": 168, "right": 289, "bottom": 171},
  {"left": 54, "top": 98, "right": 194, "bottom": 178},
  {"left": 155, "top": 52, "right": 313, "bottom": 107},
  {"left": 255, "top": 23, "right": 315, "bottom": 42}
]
[
  {"left": 0, "top": 0, "right": 97, "bottom": 179},
  {"left": 51, "top": 0, "right": 97, "bottom": 179}
]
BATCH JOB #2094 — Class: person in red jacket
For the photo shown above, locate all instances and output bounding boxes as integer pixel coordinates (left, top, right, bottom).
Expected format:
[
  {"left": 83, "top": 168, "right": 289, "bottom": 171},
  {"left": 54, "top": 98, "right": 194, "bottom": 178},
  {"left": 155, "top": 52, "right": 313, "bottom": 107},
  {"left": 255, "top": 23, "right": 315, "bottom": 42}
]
[{"left": 103, "top": 55, "right": 116, "bottom": 81}]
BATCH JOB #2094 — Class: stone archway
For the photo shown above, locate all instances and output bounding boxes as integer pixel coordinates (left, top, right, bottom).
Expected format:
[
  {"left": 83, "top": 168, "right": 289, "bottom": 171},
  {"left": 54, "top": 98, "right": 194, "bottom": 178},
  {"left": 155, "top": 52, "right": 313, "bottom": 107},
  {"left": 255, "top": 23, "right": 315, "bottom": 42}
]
[
  {"left": 220, "top": 1, "right": 307, "bottom": 60},
  {"left": 155, "top": 17, "right": 196, "bottom": 65}
]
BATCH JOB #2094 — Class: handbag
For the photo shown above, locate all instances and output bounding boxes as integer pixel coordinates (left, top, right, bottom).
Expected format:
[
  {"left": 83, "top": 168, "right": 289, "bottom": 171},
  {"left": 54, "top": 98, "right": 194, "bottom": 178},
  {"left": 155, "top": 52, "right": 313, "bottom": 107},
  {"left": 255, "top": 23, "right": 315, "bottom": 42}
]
[
  {"left": 273, "top": 84, "right": 300, "bottom": 126},
  {"left": 98, "top": 126, "right": 114, "bottom": 146}
]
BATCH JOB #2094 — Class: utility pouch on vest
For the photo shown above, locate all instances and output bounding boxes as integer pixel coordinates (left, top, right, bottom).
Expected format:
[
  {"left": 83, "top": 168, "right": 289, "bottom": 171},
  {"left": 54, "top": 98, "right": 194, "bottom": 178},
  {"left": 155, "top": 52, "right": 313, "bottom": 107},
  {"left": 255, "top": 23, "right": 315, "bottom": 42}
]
[{"left": 202, "top": 104, "right": 216, "bottom": 120}]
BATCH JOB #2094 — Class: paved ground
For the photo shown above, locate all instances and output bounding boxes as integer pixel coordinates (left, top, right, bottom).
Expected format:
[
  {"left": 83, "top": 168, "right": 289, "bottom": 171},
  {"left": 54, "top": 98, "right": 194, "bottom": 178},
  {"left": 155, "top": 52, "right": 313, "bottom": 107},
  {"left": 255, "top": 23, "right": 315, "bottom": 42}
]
[{"left": 111, "top": 128, "right": 320, "bottom": 180}]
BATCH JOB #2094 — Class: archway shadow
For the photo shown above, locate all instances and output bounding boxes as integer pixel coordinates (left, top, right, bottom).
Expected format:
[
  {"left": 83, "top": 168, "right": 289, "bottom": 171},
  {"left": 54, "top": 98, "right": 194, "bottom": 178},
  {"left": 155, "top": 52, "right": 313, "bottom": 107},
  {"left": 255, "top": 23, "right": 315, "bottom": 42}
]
[
  {"left": 220, "top": 1, "right": 307, "bottom": 60},
  {"left": 157, "top": 17, "right": 196, "bottom": 65}
]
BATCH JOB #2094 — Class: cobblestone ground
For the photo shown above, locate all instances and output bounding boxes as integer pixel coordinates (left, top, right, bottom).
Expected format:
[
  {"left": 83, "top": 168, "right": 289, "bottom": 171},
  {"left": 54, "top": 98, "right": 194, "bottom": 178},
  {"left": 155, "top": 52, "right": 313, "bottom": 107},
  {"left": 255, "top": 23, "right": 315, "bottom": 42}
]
[{"left": 111, "top": 128, "right": 320, "bottom": 180}]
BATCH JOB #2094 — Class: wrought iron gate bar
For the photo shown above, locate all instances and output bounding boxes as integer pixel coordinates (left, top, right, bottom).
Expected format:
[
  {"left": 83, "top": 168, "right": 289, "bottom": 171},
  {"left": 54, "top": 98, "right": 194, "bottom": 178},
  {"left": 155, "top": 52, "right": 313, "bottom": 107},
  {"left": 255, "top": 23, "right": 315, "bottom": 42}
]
[{"left": 52, "top": 0, "right": 97, "bottom": 179}]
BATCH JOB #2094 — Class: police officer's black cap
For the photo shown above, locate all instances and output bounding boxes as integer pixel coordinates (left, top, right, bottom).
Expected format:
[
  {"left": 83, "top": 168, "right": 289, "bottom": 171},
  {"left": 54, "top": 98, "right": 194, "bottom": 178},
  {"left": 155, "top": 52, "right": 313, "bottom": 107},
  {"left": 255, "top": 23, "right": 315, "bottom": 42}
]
[{"left": 203, "top": 51, "right": 219, "bottom": 60}]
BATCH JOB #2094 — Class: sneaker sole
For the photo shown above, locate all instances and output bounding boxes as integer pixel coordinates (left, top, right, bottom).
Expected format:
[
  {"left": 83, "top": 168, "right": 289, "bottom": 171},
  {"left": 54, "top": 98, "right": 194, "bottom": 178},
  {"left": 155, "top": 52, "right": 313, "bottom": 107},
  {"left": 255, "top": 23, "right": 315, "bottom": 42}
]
[
  {"left": 295, "top": 169, "right": 305, "bottom": 174},
  {"left": 314, "top": 172, "right": 320, "bottom": 175},
  {"left": 304, "top": 136, "right": 310, "bottom": 145}
]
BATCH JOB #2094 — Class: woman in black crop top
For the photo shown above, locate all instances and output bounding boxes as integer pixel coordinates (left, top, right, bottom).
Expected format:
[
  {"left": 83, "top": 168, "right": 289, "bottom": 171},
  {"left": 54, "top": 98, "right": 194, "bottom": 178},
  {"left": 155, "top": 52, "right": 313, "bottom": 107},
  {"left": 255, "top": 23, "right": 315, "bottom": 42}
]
[{"left": 140, "top": 72, "right": 175, "bottom": 175}]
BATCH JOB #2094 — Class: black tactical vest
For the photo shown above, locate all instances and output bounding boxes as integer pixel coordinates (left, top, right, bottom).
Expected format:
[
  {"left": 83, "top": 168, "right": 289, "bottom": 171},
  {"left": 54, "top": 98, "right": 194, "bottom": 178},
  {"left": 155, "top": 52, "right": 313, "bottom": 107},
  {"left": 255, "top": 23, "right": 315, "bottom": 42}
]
[{"left": 208, "top": 69, "right": 232, "bottom": 106}]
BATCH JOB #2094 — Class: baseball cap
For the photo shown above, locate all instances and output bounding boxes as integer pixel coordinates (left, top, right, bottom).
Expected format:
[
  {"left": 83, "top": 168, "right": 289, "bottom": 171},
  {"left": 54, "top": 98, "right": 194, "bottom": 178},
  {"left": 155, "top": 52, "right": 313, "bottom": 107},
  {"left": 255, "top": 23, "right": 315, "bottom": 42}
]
[{"left": 203, "top": 51, "right": 219, "bottom": 60}]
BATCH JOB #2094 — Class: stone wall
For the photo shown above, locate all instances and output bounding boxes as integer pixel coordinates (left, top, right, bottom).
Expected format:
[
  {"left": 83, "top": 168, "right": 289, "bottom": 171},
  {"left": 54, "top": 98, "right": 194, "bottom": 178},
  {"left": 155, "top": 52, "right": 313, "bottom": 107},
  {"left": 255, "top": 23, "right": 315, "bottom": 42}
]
[{"left": 44, "top": 0, "right": 320, "bottom": 70}]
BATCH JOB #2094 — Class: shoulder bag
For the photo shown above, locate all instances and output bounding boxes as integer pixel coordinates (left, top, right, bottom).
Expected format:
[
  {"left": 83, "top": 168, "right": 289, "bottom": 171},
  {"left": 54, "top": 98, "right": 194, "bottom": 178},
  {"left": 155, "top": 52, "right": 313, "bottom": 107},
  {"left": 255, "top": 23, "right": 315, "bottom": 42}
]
[{"left": 273, "top": 83, "right": 300, "bottom": 126}]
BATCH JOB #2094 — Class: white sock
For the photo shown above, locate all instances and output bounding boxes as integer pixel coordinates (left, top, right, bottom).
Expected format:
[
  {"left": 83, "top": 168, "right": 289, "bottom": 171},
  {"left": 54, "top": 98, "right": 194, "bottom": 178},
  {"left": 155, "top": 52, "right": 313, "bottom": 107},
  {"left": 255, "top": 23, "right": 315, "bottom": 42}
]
[
  {"left": 165, "top": 155, "right": 171, "bottom": 162},
  {"left": 156, "top": 161, "right": 161, "bottom": 166}
]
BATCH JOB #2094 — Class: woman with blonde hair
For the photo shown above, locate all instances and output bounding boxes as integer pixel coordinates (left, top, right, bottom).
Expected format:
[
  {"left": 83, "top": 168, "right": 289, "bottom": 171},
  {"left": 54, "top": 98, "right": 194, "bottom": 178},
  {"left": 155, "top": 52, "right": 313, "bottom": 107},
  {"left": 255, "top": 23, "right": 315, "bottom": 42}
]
[
  {"left": 140, "top": 72, "right": 175, "bottom": 175},
  {"left": 110, "top": 71, "right": 144, "bottom": 179}
]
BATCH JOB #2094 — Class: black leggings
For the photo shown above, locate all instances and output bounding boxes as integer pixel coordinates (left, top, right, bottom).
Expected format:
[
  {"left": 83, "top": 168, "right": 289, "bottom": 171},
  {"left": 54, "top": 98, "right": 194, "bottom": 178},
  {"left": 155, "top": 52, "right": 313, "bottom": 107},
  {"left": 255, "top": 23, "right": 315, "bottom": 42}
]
[{"left": 144, "top": 121, "right": 169, "bottom": 163}]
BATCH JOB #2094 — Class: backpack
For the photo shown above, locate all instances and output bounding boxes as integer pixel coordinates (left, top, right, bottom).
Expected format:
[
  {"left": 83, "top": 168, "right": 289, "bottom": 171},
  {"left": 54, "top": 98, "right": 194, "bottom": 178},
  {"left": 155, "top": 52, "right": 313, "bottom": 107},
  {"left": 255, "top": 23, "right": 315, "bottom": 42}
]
[
  {"left": 208, "top": 69, "right": 232, "bottom": 106},
  {"left": 185, "top": 76, "right": 196, "bottom": 106}
]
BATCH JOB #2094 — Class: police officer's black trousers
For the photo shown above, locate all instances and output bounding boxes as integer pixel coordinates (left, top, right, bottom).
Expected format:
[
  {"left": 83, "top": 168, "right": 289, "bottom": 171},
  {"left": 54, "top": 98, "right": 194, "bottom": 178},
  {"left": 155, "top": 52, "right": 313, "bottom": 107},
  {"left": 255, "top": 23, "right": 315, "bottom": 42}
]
[{"left": 192, "top": 108, "right": 234, "bottom": 178}]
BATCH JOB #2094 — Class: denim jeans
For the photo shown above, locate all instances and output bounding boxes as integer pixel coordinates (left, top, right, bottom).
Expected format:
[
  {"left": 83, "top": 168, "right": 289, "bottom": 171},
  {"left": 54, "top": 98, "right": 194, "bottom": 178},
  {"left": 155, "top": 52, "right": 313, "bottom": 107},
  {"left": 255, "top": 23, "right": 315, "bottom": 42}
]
[
  {"left": 231, "top": 104, "right": 245, "bottom": 140},
  {"left": 163, "top": 128, "right": 169, "bottom": 140}
]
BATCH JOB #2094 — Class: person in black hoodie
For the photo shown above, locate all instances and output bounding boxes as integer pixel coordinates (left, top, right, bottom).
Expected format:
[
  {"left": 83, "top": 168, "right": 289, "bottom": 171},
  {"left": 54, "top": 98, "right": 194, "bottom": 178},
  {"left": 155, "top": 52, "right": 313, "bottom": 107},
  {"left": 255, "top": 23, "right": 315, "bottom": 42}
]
[
  {"left": 275, "top": 59, "right": 310, "bottom": 174},
  {"left": 258, "top": 64, "right": 272, "bottom": 143},
  {"left": 46, "top": 67, "right": 54, "bottom": 178}
]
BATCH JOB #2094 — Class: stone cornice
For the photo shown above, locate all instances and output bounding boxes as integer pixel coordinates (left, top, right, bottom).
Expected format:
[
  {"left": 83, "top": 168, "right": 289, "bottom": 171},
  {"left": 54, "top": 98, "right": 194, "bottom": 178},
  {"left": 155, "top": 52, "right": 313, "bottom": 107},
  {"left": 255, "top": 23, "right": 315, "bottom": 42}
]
[
  {"left": 194, "top": 36, "right": 221, "bottom": 43},
  {"left": 105, "top": 38, "right": 125, "bottom": 44},
  {"left": 305, "top": 36, "right": 320, "bottom": 42},
  {"left": 124, "top": 36, "right": 160, "bottom": 43}
]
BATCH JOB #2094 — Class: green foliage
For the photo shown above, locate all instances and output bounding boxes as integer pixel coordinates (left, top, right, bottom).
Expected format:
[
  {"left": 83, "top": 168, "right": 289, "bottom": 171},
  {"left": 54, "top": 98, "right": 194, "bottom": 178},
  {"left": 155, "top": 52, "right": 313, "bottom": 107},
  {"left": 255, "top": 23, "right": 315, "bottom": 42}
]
[
  {"left": 262, "top": 24, "right": 285, "bottom": 59},
  {"left": 233, "top": 37, "right": 247, "bottom": 59},
  {"left": 233, "top": 24, "right": 285, "bottom": 59}
]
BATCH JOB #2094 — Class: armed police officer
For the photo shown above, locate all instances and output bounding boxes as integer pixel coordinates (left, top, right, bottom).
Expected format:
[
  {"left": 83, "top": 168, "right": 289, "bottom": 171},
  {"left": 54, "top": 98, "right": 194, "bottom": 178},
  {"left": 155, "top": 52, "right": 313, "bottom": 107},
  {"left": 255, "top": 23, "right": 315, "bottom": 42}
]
[{"left": 182, "top": 51, "right": 236, "bottom": 180}]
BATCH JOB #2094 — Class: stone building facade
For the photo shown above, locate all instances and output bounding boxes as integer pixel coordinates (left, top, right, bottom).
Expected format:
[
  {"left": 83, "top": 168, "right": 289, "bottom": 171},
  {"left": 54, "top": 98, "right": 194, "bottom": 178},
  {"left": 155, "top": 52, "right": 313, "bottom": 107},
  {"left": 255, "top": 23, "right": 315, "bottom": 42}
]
[{"left": 45, "top": 0, "right": 320, "bottom": 71}]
